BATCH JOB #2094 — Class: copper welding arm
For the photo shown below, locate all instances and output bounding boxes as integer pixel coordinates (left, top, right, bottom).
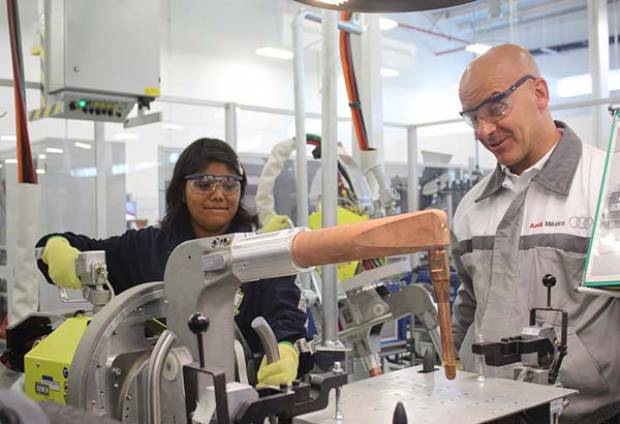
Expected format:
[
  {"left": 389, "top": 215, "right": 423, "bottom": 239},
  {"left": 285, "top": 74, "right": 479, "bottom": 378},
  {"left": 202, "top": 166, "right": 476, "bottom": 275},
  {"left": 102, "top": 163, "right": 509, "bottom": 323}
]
[{"left": 290, "top": 209, "right": 456, "bottom": 380}]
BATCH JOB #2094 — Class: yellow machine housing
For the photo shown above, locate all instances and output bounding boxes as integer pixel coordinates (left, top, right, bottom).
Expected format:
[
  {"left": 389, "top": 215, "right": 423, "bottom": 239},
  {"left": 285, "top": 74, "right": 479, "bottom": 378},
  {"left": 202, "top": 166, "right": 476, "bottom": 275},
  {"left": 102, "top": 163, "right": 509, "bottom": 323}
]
[{"left": 24, "top": 316, "right": 92, "bottom": 403}]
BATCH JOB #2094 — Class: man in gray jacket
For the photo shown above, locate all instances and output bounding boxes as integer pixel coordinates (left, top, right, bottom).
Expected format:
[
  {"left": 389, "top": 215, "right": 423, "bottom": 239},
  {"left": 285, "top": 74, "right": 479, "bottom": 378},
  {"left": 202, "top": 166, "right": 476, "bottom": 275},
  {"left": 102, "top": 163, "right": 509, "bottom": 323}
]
[{"left": 452, "top": 43, "right": 620, "bottom": 423}]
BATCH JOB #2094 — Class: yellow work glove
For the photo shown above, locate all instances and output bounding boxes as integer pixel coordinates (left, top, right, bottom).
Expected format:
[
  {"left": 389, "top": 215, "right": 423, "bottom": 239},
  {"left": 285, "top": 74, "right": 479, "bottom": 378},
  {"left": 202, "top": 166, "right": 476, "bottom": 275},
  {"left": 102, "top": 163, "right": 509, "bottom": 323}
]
[
  {"left": 259, "top": 214, "right": 294, "bottom": 233},
  {"left": 41, "top": 237, "right": 81, "bottom": 289},
  {"left": 257, "top": 342, "right": 299, "bottom": 387}
]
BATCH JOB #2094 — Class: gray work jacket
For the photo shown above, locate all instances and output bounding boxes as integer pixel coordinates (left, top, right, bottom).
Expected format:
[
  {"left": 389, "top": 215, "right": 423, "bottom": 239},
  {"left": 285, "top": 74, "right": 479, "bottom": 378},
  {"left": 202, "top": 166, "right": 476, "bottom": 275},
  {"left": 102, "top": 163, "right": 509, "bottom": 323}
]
[{"left": 452, "top": 122, "right": 620, "bottom": 423}]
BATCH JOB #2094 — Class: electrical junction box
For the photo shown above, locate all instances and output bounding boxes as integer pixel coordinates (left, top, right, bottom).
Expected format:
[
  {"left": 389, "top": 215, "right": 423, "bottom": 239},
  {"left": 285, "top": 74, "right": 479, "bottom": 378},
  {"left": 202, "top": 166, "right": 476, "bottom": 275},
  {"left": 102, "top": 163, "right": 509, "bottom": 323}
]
[{"left": 29, "top": 0, "right": 160, "bottom": 123}]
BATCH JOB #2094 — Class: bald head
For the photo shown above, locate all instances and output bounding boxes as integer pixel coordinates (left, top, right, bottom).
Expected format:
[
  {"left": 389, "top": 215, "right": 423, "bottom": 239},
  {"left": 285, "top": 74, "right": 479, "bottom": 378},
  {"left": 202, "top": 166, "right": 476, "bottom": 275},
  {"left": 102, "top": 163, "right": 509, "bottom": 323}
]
[
  {"left": 459, "top": 44, "right": 540, "bottom": 102},
  {"left": 457, "top": 43, "right": 560, "bottom": 176}
]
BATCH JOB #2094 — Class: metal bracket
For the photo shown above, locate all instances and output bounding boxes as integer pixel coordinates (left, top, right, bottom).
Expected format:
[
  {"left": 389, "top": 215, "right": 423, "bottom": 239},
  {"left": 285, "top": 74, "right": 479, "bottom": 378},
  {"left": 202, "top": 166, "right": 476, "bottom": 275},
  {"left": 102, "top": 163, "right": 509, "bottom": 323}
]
[{"left": 123, "top": 105, "right": 162, "bottom": 129}]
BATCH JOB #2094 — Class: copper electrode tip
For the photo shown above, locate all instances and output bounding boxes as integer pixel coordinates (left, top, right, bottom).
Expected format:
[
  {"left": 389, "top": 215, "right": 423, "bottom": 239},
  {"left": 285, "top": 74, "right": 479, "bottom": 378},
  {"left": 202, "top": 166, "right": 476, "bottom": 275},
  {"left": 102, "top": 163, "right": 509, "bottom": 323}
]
[{"left": 445, "top": 363, "right": 457, "bottom": 380}]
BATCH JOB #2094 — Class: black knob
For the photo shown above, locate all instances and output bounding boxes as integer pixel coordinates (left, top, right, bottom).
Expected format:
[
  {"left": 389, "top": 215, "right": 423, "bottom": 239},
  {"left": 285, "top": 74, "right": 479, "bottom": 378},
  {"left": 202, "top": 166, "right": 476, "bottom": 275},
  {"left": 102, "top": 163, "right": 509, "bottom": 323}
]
[
  {"left": 188, "top": 313, "right": 209, "bottom": 334},
  {"left": 392, "top": 401, "right": 408, "bottom": 424},
  {"left": 542, "top": 274, "right": 557, "bottom": 288},
  {"left": 419, "top": 347, "right": 436, "bottom": 373}
]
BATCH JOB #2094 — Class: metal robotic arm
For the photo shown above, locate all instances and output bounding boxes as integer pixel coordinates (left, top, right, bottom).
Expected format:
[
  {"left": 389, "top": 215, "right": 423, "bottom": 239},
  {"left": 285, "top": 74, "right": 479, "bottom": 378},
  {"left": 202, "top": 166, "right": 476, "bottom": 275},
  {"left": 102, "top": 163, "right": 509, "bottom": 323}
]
[
  {"left": 60, "top": 209, "right": 456, "bottom": 423},
  {"left": 164, "top": 209, "right": 456, "bottom": 387}
]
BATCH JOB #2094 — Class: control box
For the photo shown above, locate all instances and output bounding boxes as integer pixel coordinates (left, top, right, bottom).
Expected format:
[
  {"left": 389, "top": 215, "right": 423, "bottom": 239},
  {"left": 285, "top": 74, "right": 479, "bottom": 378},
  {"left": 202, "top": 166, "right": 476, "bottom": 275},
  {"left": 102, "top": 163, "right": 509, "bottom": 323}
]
[{"left": 30, "top": 0, "right": 160, "bottom": 123}]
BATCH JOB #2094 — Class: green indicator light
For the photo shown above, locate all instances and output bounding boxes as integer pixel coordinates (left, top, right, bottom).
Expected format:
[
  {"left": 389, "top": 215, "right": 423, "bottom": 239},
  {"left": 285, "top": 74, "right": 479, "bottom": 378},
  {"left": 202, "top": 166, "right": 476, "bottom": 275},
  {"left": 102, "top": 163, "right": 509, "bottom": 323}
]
[{"left": 78, "top": 99, "right": 87, "bottom": 108}]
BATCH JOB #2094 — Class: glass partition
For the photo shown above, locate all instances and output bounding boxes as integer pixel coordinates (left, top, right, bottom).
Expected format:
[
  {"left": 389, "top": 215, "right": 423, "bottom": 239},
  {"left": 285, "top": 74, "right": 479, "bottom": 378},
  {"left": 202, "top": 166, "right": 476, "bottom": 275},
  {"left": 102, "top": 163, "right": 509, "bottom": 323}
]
[{"left": 585, "top": 109, "right": 620, "bottom": 287}]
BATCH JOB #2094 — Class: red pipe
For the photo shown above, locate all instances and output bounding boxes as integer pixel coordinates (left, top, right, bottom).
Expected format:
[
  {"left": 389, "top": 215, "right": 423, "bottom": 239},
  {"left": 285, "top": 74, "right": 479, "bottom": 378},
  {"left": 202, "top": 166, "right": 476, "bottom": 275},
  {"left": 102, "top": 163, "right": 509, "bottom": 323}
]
[{"left": 397, "top": 21, "right": 472, "bottom": 45}]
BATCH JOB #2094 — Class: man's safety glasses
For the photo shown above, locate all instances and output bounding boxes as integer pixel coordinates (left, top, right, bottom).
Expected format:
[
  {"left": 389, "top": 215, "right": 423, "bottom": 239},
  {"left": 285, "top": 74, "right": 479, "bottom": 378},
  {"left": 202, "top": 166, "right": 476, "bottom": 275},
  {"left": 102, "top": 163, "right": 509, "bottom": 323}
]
[
  {"left": 185, "top": 173, "right": 242, "bottom": 194},
  {"left": 459, "top": 74, "right": 535, "bottom": 129}
]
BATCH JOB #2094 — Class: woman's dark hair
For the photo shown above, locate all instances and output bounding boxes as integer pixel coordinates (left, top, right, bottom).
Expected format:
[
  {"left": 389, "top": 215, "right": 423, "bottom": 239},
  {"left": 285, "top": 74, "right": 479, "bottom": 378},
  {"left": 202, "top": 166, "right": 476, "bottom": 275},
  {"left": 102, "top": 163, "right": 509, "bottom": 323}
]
[{"left": 160, "top": 138, "right": 257, "bottom": 235}]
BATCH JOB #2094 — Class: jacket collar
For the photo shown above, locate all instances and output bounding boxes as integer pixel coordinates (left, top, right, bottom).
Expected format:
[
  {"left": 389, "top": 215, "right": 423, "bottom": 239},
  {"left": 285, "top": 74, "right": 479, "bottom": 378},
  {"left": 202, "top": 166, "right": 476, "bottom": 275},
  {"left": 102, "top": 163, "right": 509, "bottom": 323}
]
[{"left": 475, "top": 121, "right": 581, "bottom": 202}]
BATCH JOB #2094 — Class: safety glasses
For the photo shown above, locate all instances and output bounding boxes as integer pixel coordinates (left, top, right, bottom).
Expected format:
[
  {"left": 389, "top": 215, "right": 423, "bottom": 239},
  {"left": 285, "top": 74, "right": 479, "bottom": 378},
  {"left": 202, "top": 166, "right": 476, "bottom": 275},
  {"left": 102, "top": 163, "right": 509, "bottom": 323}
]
[
  {"left": 460, "top": 74, "right": 535, "bottom": 129},
  {"left": 185, "top": 173, "right": 242, "bottom": 194}
]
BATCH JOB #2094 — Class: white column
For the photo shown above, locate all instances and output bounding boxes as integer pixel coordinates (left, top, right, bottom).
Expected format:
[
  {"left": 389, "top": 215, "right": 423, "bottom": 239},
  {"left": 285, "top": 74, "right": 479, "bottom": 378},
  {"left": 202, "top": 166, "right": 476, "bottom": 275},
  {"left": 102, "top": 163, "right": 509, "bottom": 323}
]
[
  {"left": 293, "top": 11, "right": 309, "bottom": 228},
  {"left": 588, "top": 0, "right": 611, "bottom": 150},
  {"left": 225, "top": 102, "right": 238, "bottom": 150}
]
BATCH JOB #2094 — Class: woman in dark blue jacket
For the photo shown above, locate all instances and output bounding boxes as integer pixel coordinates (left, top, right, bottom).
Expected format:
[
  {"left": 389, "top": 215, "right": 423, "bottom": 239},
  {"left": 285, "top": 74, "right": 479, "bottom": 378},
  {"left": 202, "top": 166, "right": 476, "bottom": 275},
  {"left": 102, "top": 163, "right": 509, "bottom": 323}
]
[{"left": 36, "top": 138, "right": 307, "bottom": 386}]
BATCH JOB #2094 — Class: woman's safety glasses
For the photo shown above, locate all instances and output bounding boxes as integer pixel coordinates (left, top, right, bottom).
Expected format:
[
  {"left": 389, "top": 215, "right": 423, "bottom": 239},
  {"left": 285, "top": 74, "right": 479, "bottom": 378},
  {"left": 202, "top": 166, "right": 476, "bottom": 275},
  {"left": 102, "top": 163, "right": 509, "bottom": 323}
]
[
  {"left": 459, "top": 74, "right": 535, "bottom": 129},
  {"left": 185, "top": 173, "right": 242, "bottom": 195}
]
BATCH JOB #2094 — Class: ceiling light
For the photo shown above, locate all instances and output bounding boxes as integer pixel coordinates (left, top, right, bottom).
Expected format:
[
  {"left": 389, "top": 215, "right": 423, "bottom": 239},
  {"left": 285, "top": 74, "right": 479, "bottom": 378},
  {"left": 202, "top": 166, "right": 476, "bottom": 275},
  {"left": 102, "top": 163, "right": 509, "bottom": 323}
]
[
  {"left": 114, "top": 132, "right": 140, "bottom": 141},
  {"left": 74, "top": 142, "right": 92, "bottom": 150},
  {"left": 35, "top": 168, "right": 45, "bottom": 174},
  {"left": 379, "top": 17, "right": 398, "bottom": 31},
  {"left": 5, "top": 159, "right": 17, "bottom": 164},
  {"left": 71, "top": 166, "right": 97, "bottom": 178},
  {"left": 1, "top": 135, "right": 16, "bottom": 142},
  {"left": 465, "top": 43, "right": 491, "bottom": 55},
  {"left": 381, "top": 67, "right": 399, "bottom": 78},
  {"left": 316, "top": 0, "right": 348, "bottom": 5},
  {"left": 46, "top": 147, "right": 64, "bottom": 154},
  {"left": 38, "top": 154, "right": 47, "bottom": 160},
  {"left": 162, "top": 123, "right": 184, "bottom": 131},
  {"left": 557, "top": 69, "right": 620, "bottom": 98},
  {"left": 256, "top": 47, "right": 294, "bottom": 60}
]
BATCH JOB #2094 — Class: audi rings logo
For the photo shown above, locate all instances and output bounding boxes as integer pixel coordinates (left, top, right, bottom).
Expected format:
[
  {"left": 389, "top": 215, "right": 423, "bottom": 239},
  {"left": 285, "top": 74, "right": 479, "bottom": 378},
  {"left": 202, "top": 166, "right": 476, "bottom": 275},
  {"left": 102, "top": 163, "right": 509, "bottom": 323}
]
[{"left": 569, "top": 216, "right": 593, "bottom": 230}]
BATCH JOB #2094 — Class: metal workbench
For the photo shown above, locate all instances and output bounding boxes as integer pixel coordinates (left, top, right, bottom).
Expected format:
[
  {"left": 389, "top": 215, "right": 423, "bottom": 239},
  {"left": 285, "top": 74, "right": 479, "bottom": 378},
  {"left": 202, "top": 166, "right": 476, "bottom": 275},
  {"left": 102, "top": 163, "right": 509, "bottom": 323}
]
[{"left": 296, "top": 365, "right": 576, "bottom": 423}]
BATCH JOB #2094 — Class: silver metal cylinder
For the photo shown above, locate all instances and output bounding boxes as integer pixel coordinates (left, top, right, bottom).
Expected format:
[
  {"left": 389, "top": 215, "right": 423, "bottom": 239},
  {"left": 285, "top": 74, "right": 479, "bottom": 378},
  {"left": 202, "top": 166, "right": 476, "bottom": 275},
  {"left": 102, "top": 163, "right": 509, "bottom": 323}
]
[
  {"left": 320, "top": 9, "right": 340, "bottom": 345},
  {"left": 231, "top": 228, "right": 310, "bottom": 282},
  {"left": 407, "top": 126, "right": 420, "bottom": 268}
]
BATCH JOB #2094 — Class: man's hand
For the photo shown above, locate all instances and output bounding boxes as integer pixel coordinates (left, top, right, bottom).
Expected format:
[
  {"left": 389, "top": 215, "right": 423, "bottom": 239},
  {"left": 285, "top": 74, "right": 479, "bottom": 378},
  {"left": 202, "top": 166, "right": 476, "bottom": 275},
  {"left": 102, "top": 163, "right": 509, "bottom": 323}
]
[
  {"left": 257, "top": 342, "right": 299, "bottom": 386},
  {"left": 259, "top": 214, "right": 294, "bottom": 233},
  {"left": 42, "top": 237, "right": 81, "bottom": 289}
]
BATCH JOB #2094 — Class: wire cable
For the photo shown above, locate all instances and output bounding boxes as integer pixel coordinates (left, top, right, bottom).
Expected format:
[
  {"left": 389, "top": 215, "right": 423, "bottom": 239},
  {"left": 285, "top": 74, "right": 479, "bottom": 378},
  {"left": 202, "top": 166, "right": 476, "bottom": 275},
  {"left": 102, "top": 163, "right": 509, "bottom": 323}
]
[
  {"left": 339, "top": 11, "right": 370, "bottom": 152},
  {"left": 6, "top": 0, "right": 36, "bottom": 184}
]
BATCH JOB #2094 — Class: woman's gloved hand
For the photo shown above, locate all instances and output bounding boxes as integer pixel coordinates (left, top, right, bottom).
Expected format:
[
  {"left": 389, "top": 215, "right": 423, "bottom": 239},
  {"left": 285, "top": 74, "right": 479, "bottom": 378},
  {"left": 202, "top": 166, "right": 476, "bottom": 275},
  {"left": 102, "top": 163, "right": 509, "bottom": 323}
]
[
  {"left": 41, "top": 237, "right": 82, "bottom": 289},
  {"left": 257, "top": 342, "right": 299, "bottom": 387},
  {"left": 259, "top": 214, "right": 294, "bottom": 233}
]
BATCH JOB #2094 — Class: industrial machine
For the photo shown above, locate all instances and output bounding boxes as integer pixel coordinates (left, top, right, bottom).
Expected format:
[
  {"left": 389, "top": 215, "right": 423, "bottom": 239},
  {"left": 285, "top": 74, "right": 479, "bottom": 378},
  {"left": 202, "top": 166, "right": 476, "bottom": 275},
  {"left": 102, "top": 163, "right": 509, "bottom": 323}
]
[
  {"left": 255, "top": 138, "right": 444, "bottom": 378},
  {"left": 8, "top": 210, "right": 456, "bottom": 423},
  {"left": 471, "top": 274, "right": 568, "bottom": 386}
]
